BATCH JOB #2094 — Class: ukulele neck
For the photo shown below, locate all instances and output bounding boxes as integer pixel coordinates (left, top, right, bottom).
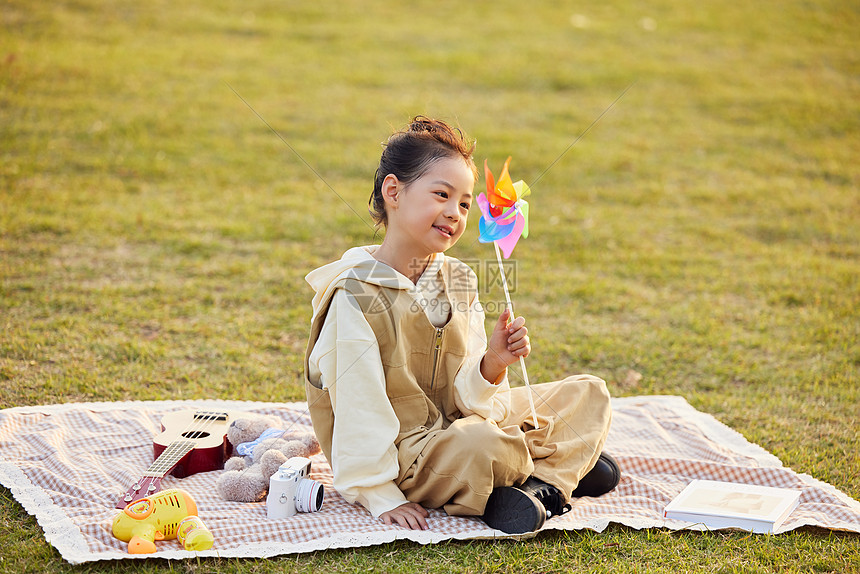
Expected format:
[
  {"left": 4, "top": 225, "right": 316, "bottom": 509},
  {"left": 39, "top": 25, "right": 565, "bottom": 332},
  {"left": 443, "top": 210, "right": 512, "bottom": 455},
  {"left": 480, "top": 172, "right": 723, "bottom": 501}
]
[
  {"left": 143, "top": 441, "right": 196, "bottom": 477},
  {"left": 117, "top": 409, "right": 234, "bottom": 509}
]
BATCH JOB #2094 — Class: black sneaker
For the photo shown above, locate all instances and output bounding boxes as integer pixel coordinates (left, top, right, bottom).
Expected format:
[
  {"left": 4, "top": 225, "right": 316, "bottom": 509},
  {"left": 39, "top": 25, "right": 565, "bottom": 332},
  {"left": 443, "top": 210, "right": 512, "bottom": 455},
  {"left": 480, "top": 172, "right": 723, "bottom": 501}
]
[
  {"left": 571, "top": 452, "right": 621, "bottom": 498},
  {"left": 481, "top": 486, "right": 546, "bottom": 534},
  {"left": 519, "top": 476, "right": 571, "bottom": 518}
]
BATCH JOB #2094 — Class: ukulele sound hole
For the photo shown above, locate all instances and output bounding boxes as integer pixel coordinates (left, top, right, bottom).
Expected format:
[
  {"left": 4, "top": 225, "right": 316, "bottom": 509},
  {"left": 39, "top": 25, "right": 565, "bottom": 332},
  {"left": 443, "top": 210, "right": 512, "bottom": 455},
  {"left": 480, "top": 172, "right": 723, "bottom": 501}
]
[{"left": 182, "top": 431, "right": 211, "bottom": 440}]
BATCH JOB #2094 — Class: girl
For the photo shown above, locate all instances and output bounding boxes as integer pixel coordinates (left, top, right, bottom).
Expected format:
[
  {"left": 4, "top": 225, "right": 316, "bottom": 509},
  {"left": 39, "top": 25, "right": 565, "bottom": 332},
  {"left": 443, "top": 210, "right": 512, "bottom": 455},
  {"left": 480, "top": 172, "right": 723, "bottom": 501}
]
[{"left": 304, "top": 117, "right": 618, "bottom": 534}]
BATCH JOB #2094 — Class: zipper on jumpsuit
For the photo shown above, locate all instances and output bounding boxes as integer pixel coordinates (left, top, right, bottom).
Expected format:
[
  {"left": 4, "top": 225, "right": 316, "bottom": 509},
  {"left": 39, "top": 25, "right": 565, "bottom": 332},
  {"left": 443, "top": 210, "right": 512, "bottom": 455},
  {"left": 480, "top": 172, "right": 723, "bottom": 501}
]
[{"left": 429, "top": 327, "right": 444, "bottom": 389}]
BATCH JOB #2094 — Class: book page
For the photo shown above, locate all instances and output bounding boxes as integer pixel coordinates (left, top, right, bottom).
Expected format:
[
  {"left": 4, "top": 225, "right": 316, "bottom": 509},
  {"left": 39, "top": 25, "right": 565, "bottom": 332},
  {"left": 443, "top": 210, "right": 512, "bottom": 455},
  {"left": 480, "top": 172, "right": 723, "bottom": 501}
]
[{"left": 684, "top": 487, "right": 784, "bottom": 517}]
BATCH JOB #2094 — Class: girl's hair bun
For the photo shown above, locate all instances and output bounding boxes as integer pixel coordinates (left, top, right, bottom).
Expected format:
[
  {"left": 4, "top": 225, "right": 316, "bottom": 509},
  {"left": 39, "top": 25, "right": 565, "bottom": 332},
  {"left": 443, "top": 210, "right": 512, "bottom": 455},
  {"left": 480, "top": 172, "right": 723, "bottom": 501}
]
[
  {"left": 407, "top": 116, "right": 472, "bottom": 149},
  {"left": 408, "top": 116, "right": 441, "bottom": 133}
]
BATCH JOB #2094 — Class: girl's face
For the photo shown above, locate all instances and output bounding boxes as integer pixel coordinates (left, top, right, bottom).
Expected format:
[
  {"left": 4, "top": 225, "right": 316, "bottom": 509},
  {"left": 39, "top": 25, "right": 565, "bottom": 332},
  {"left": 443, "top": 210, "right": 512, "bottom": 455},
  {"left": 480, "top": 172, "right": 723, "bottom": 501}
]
[{"left": 387, "top": 156, "right": 475, "bottom": 256}]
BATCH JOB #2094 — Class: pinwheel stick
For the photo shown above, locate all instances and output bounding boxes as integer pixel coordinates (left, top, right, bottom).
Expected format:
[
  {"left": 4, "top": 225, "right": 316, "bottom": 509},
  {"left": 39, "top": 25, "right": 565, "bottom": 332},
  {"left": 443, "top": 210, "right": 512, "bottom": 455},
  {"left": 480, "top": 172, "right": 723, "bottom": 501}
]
[{"left": 493, "top": 241, "right": 540, "bottom": 430}]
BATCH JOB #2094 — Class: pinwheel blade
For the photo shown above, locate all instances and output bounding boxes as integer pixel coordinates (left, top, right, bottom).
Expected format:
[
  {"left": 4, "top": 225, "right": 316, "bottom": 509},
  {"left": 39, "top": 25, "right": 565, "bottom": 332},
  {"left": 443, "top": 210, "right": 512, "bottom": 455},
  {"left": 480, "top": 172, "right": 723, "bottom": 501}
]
[
  {"left": 495, "top": 212, "right": 525, "bottom": 258},
  {"left": 479, "top": 213, "right": 517, "bottom": 243}
]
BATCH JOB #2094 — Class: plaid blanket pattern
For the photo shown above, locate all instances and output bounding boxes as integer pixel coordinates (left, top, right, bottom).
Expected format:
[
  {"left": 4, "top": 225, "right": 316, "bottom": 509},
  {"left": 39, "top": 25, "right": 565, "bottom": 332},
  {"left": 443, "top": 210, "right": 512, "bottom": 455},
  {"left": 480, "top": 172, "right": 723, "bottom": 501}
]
[{"left": 0, "top": 396, "right": 857, "bottom": 564}]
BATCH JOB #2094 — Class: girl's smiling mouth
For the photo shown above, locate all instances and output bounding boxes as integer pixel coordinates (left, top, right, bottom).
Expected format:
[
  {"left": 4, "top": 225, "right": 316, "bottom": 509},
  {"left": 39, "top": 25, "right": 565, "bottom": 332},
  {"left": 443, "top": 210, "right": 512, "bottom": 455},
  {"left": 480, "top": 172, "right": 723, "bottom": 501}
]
[{"left": 434, "top": 225, "right": 455, "bottom": 237}]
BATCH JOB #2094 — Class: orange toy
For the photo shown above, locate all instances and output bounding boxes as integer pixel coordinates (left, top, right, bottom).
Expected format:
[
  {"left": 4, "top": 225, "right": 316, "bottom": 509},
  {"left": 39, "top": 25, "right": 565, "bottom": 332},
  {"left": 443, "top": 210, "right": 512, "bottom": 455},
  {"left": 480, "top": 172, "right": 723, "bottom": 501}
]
[{"left": 112, "top": 488, "right": 213, "bottom": 553}]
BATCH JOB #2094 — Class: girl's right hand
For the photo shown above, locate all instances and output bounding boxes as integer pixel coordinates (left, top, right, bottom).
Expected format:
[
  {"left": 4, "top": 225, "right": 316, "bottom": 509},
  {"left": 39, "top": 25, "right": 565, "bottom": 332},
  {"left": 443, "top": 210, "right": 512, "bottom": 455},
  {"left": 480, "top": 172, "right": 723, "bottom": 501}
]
[
  {"left": 380, "top": 502, "right": 430, "bottom": 530},
  {"left": 482, "top": 308, "right": 530, "bottom": 382}
]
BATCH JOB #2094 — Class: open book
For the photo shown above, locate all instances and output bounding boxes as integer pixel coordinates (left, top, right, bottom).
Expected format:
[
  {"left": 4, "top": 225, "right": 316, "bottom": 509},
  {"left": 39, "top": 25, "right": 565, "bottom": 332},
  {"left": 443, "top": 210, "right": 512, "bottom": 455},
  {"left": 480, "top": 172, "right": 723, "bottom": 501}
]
[{"left": 663, "top": 480, "right": 801, "bottom": 533}]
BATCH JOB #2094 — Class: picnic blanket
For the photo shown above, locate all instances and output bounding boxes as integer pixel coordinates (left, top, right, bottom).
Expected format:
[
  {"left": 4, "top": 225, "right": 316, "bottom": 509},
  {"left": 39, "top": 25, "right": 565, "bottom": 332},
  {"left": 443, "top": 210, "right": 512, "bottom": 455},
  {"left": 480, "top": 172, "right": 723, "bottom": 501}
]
[{"left": 1, "top": 396, "right": 858, "bottom": 564}]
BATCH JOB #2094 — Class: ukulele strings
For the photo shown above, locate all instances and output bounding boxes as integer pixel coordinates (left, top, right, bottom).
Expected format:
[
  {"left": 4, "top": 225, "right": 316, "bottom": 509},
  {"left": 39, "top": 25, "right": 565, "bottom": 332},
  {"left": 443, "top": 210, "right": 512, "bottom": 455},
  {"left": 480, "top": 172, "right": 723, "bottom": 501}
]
[
  {"left": 145, "top": 411, "right": 224, "bottom": 477},
  {"left": 146, "top": 412, "right": 218, "bottom": 475}
]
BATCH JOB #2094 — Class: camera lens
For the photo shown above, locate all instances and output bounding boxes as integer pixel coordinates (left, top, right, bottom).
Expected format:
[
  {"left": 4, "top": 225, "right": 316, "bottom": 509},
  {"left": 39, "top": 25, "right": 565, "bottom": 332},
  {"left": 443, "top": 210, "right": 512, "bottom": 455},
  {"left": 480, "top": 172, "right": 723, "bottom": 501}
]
[{"left": 295, "top": 478, "right": 324, "bottom": 513}]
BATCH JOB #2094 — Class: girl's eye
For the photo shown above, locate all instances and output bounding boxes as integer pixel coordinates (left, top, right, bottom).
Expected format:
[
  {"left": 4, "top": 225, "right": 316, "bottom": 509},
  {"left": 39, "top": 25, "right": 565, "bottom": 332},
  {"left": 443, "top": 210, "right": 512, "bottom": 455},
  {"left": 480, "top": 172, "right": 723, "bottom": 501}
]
[
  {"left": 460, "top": 202, "right": 471, "bottom": 210},
  {"left": 435, "top": 191, "right": 448, "bottom": 198}
]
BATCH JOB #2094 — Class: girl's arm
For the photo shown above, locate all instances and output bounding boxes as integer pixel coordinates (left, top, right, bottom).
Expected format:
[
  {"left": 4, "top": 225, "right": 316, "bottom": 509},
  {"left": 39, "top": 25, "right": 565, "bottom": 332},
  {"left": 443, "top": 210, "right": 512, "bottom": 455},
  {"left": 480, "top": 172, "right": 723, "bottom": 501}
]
[
  {"left": 310, "top": 290, "right": 410, "bottom": 518},
  {"left": 452, "top": 294, "right": 515, "bottom": 422}
]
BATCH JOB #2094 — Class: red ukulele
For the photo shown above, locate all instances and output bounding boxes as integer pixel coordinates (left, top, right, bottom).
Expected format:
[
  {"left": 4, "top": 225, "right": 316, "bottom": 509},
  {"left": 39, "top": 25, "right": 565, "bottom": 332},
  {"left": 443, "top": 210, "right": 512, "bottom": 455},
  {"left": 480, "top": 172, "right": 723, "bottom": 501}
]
[{"left": 116, "top": 410, "right": 240, "bottom": 509}]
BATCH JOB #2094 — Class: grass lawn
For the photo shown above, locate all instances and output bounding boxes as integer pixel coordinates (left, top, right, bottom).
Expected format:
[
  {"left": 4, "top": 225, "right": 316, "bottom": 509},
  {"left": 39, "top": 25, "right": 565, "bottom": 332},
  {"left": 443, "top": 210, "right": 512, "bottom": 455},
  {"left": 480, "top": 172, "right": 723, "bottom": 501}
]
[{"left": 1, "top": 0, "right": 858, "bottom": 572}]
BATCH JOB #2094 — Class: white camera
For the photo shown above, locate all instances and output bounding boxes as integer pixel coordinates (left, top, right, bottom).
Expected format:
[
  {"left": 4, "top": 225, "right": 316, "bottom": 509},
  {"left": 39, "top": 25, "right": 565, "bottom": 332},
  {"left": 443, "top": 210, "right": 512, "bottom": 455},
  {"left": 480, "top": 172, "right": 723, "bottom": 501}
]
[{"left": 266, "top": 456, "right": 324, "bottom": 519}]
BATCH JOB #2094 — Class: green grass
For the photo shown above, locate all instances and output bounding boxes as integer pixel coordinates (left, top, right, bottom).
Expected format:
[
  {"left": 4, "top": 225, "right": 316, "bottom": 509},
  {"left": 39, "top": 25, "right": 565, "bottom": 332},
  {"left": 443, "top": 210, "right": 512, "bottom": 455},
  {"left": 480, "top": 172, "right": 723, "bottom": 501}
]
[{"left": 1, "top": 0, "right": 858, "bottom": 572}]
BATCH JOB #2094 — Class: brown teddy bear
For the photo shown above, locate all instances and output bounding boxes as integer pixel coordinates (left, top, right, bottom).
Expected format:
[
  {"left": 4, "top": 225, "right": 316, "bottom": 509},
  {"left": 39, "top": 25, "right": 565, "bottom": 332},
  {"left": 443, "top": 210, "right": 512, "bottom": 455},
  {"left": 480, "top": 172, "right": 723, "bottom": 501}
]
[{"left": 216, "top": 415, "right": 321, "bottom": 502}]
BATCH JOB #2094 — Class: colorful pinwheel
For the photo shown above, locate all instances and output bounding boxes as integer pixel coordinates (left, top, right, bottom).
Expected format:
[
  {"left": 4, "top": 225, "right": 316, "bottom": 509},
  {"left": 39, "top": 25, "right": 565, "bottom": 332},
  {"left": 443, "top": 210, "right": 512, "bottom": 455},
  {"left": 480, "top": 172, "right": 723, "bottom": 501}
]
[
  {"left": 477, "top": 157, "right": 531, "bottom": 259},
  {"left": 477, "top": 156, "right": 540, "bottom": 428}
]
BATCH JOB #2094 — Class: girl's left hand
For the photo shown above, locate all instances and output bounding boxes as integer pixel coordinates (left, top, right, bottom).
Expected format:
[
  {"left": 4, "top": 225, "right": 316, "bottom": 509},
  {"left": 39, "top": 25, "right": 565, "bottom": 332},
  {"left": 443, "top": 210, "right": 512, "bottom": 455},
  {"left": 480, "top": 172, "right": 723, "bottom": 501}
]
[{"left": 380, "top": 502, "right": 430, "bottom": 530}]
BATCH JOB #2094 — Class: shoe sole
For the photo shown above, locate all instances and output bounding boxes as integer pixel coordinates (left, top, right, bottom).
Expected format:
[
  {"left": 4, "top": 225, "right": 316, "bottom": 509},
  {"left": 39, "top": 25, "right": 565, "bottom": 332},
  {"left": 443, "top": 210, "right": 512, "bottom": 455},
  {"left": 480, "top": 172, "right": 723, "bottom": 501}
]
[{"left": 481, "top": 486, "right": 546, "bottom": 534}]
